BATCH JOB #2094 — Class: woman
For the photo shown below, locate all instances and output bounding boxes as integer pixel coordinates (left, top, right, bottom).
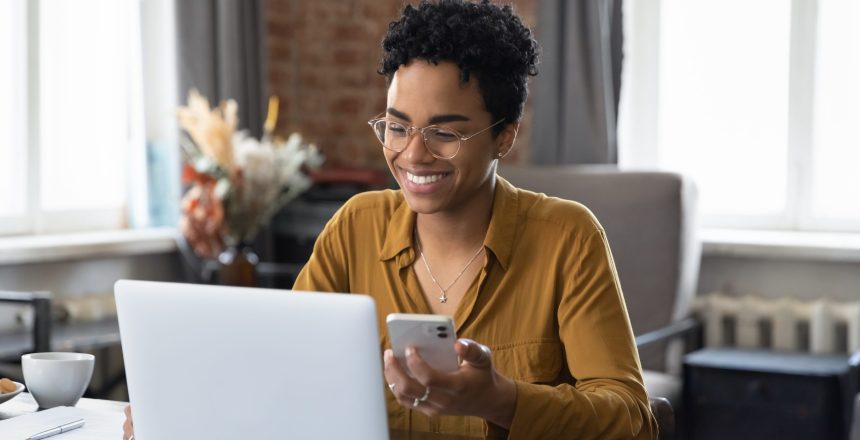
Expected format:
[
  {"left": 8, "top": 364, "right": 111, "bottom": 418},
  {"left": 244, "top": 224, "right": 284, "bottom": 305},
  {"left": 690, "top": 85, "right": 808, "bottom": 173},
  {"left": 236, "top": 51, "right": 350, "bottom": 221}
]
[{"left": 125, "top": 1, "right": 658, "bottom": 438}]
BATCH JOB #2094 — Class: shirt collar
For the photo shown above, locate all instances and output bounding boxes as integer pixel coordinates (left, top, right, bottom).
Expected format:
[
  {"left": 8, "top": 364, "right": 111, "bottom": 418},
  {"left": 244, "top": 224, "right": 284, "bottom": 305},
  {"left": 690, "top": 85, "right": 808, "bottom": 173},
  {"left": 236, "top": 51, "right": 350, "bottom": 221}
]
[
  {"left": 484, "top": 176, "right": 518, "bottom": 271},
  {"left": 378, "top": 175, "right": 520, "bottom": 271},
  {"left": 379, "top": 197, "right": 416, "bottom": 263}
]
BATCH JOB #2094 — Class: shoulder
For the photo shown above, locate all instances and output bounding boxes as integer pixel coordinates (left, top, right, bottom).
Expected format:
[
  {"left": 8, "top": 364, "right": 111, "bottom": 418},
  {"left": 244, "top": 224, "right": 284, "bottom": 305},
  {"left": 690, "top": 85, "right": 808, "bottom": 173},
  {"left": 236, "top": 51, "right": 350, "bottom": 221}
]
[
  {"left": 324, "top": 189, "right": 404, "bottom": 231},
  {"left": 514, "top": 187, "right": 603, "bottom": 236}
]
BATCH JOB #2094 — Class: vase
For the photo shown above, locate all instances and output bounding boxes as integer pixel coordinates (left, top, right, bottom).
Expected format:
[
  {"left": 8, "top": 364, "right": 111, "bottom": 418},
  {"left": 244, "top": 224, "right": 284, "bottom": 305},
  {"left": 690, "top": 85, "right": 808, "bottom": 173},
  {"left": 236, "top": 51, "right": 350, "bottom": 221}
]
[{"left": 217, "top": 243, "right": 260, "bottom": 287}]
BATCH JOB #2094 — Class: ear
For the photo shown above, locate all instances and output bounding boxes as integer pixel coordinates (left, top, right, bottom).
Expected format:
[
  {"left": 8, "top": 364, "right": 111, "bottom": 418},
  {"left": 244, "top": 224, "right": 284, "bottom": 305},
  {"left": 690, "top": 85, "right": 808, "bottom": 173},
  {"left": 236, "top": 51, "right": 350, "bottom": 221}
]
[{"left": 495, "top": 122, "right": 520, "bottom": 159}]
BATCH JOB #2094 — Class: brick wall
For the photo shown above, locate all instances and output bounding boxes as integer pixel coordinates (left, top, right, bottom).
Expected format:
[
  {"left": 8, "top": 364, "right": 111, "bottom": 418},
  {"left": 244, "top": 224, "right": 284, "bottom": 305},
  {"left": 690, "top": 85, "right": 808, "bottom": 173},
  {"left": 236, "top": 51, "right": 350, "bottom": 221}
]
[{"left": 266, "top": 0, "right": 538, "bottom": 169}]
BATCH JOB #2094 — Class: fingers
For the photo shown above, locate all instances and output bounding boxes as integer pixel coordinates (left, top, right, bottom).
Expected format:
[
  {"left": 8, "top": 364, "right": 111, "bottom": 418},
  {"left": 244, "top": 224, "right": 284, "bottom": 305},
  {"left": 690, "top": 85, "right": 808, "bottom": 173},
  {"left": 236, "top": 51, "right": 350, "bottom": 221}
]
[
  {"left": 455, "top": 339, "right": 493, "bottom": 370},
  {"left": 123, "top": 405, "right": 134, "bottom": 440},
  {"left": 404, "top": 346, "right": 454, "bottom": 391},
  {"left": 402, "top": 347, "right": 457, "bottom": 411},
  {"left": 383, "top": 350, "right": 432, "bottom": 409}
]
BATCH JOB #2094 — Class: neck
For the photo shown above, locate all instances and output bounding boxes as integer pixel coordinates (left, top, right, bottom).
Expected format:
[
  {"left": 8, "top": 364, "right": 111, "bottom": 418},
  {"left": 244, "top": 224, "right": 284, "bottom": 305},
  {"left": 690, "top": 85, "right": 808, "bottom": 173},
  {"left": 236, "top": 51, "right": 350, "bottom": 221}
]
[{"left": 416, "top": 175, "right": 496, "bottom": 254}]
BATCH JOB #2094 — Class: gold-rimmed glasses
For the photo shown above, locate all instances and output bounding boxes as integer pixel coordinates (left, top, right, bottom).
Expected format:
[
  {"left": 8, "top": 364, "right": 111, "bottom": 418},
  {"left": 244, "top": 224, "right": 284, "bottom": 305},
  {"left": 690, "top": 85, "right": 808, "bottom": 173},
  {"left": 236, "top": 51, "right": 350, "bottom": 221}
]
[{"left": 367, "top": 113, "right": 505, "bottom": 160}]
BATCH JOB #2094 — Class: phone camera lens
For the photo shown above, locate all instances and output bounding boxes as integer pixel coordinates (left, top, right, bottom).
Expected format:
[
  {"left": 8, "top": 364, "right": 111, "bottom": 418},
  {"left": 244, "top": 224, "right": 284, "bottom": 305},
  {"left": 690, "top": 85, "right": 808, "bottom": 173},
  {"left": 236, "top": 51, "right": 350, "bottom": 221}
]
[
  {"left": 438, "top": 333, "right": 448, "bottom": 338},
  {"left": 436, "top": 326, "right": 446, "bottom": 332}
]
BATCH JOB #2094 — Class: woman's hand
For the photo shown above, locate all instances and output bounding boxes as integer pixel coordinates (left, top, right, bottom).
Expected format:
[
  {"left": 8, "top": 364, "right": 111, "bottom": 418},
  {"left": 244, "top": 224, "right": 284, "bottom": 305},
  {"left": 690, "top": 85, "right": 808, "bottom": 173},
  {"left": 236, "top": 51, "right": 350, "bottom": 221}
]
[
  {"left": 123, "top": 405, "right": 135, "bottom": 440},
  {"left": 383, "top": 338, "right": 518, "bottom": 429}
]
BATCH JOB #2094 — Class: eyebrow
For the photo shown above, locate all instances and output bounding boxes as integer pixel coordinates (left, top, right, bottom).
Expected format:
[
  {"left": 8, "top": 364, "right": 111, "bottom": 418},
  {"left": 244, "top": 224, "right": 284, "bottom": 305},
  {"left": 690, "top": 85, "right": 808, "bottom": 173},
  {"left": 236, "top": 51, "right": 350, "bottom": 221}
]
[{"left": 387, "top": 107, "right": 471, "bottom": 125}]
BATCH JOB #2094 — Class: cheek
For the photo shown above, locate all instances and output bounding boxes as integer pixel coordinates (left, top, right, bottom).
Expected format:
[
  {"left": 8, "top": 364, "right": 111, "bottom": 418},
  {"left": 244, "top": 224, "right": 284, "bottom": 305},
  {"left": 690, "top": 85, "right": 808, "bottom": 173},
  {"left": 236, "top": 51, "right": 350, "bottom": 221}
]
[{"left": 383, "top": 151, "right": 400, "bottom": 177}]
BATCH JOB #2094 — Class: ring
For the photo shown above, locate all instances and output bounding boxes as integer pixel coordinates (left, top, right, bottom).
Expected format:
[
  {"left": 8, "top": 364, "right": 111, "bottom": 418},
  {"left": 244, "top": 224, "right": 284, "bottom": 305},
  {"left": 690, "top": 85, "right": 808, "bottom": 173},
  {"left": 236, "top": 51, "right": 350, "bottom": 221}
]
[
  {"left": 388, "top": 383, "right": 396, "bottom": 393},
  {"left": 412, "top": 397, "right": 421, "bottom": 407},
  {"left": 418, "top": 387, "right": 430, "bottom": 402}
]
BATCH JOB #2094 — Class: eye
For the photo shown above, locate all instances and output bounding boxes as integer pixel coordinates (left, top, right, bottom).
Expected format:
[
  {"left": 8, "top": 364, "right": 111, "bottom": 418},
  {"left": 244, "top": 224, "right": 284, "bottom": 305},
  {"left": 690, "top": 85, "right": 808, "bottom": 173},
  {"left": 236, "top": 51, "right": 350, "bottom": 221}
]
[
  {"left": 430, "top": 128, "right": 459, "bottom": 142},
  {"left": 387, "top": 122, "right": 408, "bottom": 136}
]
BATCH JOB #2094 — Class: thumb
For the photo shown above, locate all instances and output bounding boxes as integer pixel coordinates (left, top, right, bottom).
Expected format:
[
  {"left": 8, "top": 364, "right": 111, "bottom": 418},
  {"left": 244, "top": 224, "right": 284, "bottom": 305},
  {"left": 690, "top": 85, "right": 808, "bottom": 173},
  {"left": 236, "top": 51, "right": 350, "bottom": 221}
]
[{"left": 456, "top": 339, "right": 493, "bottom": 370}]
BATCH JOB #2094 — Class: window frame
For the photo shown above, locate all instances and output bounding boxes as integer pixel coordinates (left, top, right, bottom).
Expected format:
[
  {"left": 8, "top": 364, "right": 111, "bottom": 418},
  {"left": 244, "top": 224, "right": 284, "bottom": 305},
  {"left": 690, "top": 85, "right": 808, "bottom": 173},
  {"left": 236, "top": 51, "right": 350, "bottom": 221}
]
[
  {"left": 0, "top": 0, "right": 138, "bottom": 237},
  {"left": 620, "top": 0, "right": 860, "bottom": 233}
]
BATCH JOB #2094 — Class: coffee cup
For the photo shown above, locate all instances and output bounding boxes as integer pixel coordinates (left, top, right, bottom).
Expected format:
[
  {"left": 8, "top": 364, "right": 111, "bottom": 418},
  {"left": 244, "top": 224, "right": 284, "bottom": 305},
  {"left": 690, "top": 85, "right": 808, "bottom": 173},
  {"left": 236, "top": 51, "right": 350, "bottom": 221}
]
[{"left": 21, "top": 352, "right": 95, "bottom": 409}]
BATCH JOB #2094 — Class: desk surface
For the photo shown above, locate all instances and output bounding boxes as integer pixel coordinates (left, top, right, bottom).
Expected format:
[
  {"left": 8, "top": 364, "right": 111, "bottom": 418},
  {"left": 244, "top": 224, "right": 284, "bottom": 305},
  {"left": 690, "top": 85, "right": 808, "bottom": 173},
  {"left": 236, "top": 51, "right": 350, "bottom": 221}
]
[{"left": 0, "top": 394, "right": 476, "bottom": 439}]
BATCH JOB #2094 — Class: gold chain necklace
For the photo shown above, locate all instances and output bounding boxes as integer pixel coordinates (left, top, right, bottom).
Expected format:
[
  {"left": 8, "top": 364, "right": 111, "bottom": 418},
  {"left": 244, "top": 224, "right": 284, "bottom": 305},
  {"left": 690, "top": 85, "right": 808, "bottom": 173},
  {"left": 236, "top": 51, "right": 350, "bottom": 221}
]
[{"left": 416, "top": 233, "right": 485, "bottom": 303}]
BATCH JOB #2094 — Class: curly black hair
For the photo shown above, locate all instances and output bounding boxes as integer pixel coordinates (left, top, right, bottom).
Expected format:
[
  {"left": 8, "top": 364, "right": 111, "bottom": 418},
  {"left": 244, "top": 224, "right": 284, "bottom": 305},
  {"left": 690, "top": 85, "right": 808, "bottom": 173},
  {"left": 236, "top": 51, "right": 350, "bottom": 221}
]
[{"left": 379, "top": 0, "right": 539, "bottom": 136}]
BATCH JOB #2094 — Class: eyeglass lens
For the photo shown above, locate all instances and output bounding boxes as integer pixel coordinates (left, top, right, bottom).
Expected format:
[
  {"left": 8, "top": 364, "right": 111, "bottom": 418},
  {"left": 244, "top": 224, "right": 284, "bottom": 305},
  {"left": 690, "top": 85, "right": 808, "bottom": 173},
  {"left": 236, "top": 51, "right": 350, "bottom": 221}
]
[{"left": 371, "top": 120, "right": 460, "bottom": 158}]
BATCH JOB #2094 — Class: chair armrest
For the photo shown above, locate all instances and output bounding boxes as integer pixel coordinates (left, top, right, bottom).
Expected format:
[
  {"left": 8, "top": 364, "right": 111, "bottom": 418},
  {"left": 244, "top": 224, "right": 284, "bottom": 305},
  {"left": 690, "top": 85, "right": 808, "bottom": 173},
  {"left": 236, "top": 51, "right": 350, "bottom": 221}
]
[
  {"left": 649, "top": 396, "right": 675, "bottom": 440},
  {"left": 635, "top": 317, "right": 702, "bottom": 350},
  {"left": 850, "top": 392, "right": 860, "bottom": 440},
  {"left": 0, "top": 290, "right": 52, "bottom": 353}
]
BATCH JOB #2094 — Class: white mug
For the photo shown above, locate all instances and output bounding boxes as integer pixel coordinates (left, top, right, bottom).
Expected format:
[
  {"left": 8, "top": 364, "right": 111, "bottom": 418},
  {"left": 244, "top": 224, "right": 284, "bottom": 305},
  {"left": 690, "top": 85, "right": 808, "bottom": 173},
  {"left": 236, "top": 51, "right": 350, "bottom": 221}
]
[{"left": 22, "top": 352, "right": 95, "bottom": 409}]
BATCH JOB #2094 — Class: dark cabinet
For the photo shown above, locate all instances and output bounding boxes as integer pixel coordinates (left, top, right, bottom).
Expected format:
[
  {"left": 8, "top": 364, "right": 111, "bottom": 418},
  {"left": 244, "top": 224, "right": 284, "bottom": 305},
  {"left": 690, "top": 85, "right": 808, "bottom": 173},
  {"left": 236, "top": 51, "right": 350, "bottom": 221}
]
[{"left": 683, "top": 348, "right": 855, "bottom": 440}]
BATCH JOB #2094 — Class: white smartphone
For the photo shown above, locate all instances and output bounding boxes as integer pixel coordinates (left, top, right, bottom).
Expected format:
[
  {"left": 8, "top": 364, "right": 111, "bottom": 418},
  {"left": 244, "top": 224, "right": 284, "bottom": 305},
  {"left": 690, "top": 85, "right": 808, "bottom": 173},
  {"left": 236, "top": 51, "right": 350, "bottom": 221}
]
[{"left": 386, "top": 313, "right": 459, "bottom": 374}]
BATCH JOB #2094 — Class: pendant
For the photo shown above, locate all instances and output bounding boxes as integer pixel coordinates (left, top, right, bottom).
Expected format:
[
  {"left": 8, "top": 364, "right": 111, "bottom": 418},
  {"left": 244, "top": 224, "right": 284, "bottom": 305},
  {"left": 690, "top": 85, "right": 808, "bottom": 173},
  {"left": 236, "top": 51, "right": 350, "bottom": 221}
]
[{"left": 439, "top": 294, "right": 447, "bottom": 303}]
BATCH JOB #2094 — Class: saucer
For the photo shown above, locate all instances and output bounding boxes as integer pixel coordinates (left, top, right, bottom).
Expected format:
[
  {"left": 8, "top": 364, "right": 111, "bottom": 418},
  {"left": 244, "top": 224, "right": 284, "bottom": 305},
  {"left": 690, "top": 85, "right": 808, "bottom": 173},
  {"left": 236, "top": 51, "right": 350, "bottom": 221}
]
[{"left": 0, "top": 381, "right": 26, "bottom": 405}]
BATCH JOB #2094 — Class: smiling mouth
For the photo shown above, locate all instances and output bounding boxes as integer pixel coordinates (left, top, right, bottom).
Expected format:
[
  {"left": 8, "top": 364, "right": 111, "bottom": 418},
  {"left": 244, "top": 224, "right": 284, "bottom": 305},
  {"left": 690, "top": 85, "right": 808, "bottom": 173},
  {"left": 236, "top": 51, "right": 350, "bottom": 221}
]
[{"left": 406, "top": 171, "right": 451, "bottom": 185}]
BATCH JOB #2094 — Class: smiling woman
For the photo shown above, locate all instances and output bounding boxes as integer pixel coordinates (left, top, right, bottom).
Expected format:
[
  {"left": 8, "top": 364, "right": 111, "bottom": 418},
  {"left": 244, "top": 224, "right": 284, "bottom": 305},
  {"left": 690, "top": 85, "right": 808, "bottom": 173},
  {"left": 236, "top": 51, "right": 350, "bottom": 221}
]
[{"left": 290, "top": 1, "right": 658, "bottom": 438}]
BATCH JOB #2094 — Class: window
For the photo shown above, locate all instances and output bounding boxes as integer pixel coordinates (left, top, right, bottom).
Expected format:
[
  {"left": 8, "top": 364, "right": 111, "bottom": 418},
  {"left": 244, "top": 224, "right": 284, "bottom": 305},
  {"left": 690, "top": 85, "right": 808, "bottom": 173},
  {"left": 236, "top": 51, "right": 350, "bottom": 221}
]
[
  {"left": 619, "top": 0, "right": 860, "bottom": 232},
  {"left": 0, "top": 0, "right": 27, "bottom": 232},
  {"left": 0, "top": 0, "right": 144, "bottom": 236}
]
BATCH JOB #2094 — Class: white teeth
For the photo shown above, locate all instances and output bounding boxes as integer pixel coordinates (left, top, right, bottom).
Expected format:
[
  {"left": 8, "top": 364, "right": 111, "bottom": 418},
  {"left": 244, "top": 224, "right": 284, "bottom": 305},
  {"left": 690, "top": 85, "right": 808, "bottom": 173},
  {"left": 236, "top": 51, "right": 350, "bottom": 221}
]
[{"left": 406, "top": 171, "right": 446, "bottom": 185}]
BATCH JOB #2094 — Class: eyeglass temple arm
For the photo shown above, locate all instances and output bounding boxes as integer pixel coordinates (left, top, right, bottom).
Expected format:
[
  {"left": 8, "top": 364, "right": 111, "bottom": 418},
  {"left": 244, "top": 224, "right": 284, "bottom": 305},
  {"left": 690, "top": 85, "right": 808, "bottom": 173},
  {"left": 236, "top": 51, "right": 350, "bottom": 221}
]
[{"left": 461, "top": 119, "right": 506, "bottom": 140}]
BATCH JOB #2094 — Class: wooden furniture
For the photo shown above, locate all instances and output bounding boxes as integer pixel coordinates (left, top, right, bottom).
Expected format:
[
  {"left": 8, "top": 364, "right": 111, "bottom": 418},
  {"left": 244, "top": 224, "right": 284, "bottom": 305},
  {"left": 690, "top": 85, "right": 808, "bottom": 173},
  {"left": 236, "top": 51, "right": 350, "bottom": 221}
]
[{"left": 683, "top": 348, "right": 857, "bottom": 439}]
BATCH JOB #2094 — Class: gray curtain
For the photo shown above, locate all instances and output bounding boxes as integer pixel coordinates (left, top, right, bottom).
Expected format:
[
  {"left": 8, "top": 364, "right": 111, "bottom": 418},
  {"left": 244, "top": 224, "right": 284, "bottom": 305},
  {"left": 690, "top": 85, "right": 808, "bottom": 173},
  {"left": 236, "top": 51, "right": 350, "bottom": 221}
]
[
  {"left": 175, "top": 0, "right": 267, "bottom": 138},
  {"left": 532, "top": 0, "right": 623, "bottom": 165}
]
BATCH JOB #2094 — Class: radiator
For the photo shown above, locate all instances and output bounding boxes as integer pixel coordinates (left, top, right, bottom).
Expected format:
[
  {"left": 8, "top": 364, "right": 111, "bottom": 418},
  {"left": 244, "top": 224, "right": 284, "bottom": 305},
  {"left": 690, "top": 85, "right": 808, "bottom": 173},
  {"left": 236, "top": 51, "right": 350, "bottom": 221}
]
[{"left": 692, "top": 293, "right": 860, "bottom": 354}]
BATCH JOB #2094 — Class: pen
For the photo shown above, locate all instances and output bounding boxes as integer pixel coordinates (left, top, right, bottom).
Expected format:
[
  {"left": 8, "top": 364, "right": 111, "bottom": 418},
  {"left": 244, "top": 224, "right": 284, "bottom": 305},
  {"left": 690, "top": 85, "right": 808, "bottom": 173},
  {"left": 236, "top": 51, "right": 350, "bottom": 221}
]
[{"left": 25, "top": 418, "right": 85, "bottom": 440}]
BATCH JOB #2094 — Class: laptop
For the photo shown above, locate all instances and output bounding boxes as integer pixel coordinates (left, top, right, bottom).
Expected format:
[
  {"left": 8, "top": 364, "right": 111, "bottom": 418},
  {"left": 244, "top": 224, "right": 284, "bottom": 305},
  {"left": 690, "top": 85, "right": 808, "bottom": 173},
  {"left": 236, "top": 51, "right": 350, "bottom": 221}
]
[{"left": 115, "top": 280, "right": 389, "bottom": 440}]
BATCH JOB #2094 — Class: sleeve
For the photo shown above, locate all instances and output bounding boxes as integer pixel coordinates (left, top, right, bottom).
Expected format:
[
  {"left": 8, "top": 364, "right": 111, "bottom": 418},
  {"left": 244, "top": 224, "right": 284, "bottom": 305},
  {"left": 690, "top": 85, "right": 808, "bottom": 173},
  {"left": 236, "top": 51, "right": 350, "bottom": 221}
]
[
  {"left": 292, "top": 214, "right": 350, "bottom": 294},
  {"left": 506, "top": 228, "right": 659, "bottom": 440}
]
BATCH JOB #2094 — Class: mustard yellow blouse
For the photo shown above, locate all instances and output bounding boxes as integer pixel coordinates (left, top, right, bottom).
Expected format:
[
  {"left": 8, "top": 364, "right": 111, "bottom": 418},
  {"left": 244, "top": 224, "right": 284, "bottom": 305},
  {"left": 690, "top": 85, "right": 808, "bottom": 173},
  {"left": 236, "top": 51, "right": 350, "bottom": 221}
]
[{"left": 293, "top": 176, "right": 658, "bottom": 439}]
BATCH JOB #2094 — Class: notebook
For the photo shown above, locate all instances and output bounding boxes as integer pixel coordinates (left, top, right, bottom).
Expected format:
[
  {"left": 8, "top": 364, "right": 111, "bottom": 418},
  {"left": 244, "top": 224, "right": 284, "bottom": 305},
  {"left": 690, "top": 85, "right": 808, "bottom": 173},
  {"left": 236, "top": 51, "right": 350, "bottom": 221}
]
[{"left": 0, "top": 406, "right": 123, "bottom": 439}]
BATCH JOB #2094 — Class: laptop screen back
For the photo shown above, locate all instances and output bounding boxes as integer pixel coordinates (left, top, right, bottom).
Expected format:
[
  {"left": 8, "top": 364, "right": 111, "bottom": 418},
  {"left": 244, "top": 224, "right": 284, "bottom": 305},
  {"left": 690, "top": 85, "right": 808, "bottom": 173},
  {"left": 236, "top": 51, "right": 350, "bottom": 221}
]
[{"left": 115, "top": 280, "right": 388, "bottom": 440}]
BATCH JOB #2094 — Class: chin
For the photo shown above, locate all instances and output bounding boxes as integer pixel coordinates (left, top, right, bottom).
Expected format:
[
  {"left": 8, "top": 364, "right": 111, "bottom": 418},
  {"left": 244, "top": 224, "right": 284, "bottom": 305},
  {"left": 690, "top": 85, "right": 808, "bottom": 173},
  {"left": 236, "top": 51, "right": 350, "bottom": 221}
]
[{"left": 402, "top": 192, "right": 450, "bottom": 215}]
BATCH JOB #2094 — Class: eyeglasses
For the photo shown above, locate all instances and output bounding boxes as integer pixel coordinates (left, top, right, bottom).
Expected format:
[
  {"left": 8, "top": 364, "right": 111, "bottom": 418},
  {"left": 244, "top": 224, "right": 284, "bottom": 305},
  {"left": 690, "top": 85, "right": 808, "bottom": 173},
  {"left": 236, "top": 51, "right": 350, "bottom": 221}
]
[{"left": 367, "top": 113, "right": 505, "bottom": 160}]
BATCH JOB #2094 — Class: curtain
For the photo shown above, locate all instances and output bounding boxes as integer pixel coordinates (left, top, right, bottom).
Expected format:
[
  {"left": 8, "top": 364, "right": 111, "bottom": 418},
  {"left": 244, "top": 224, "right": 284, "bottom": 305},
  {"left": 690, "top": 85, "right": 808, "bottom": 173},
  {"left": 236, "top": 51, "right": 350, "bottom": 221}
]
[
  {"left": 532, "top": 0, "right": 623, "bottom": 165},
  {"left": 175, "top": 0, "right": 267, "bottom": 138}
]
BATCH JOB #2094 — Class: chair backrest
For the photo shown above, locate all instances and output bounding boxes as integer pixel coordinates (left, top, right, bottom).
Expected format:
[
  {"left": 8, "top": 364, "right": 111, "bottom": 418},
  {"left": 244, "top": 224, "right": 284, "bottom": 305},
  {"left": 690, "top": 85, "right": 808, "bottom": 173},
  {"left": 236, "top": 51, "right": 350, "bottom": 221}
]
[{"left": 499, "top": 165, "right": 700, "bottom": 371}]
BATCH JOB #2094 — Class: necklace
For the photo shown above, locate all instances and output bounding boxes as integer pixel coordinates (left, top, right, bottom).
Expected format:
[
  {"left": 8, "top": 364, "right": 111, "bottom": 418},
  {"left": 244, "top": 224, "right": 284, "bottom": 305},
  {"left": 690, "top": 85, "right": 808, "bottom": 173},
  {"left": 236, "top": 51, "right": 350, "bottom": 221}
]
[{"left": 416, "top": 233, "right": 485, "bottom": 303}]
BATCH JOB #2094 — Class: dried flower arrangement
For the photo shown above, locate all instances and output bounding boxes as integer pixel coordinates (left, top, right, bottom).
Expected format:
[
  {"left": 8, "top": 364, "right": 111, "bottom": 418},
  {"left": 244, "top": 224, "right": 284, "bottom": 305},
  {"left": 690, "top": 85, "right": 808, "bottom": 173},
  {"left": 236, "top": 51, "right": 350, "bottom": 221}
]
[{"left": 177, "top": 90, "right": 323, "bottom": 259}]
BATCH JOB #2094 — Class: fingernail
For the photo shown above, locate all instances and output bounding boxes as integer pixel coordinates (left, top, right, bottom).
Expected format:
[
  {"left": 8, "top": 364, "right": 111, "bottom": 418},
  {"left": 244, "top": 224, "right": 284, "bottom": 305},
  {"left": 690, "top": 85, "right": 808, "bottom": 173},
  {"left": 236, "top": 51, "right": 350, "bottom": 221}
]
[
  {"left": 406, "top": 346, "right": 415, "bottom": 357},
  {"left": 384, "top": 350, "right": 392, "bottom": 362}
]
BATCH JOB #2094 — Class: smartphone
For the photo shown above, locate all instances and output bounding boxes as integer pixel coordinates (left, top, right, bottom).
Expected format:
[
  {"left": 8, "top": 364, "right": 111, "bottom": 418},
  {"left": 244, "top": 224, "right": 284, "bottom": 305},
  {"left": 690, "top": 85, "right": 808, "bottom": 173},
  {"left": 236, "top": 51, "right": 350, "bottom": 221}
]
[{"left": 386, "top": 313, "right": 459, "bottom": 374}]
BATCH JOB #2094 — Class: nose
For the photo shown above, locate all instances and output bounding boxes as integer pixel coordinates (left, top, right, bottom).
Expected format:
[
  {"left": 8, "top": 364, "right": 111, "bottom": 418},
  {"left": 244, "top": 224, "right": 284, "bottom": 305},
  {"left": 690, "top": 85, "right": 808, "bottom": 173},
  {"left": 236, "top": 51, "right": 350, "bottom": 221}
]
[{"left": 401, "top": 129, "right": 435, "bottom": 164}]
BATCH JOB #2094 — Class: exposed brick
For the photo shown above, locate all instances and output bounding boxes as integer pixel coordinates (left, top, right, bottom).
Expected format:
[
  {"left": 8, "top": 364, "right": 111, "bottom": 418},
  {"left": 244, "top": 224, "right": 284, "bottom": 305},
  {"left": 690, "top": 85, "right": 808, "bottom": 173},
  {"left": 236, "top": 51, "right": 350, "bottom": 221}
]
[
  {"left": 330, "top": 96, "right": 362, "bottom": 114},
  {"left": 332, "top": 23, "right": 367, "bottom": 40},
  {"left": 265, "top": 0, "right": 537, "bottom": 168},
  {"left": 333, "top": 48, "right": 362, "bottom": 66}
]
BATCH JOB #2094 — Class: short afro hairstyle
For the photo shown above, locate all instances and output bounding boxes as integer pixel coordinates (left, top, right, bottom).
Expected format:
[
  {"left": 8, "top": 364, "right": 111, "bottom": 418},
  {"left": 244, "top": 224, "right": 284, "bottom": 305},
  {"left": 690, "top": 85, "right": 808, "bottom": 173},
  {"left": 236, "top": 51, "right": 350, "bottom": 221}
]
[{"left": 379, "top": 0, "right": 539, "bottom": 136}]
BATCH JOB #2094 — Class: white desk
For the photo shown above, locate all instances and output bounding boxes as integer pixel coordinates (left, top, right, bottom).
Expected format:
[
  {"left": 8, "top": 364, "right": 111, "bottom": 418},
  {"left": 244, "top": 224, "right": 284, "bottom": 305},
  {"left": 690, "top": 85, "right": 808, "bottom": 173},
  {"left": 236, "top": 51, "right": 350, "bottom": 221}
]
[{"left": 0, "top": 394, "right": 476, "bottom": 439}]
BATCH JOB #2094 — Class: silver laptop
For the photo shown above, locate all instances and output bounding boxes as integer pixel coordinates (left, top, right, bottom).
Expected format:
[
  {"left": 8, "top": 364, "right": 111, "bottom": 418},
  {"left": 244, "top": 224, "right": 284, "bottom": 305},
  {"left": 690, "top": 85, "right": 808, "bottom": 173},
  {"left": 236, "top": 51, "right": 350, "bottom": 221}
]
[{"left": 115, "top": 280, "right": 389, "bottom": 440}]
